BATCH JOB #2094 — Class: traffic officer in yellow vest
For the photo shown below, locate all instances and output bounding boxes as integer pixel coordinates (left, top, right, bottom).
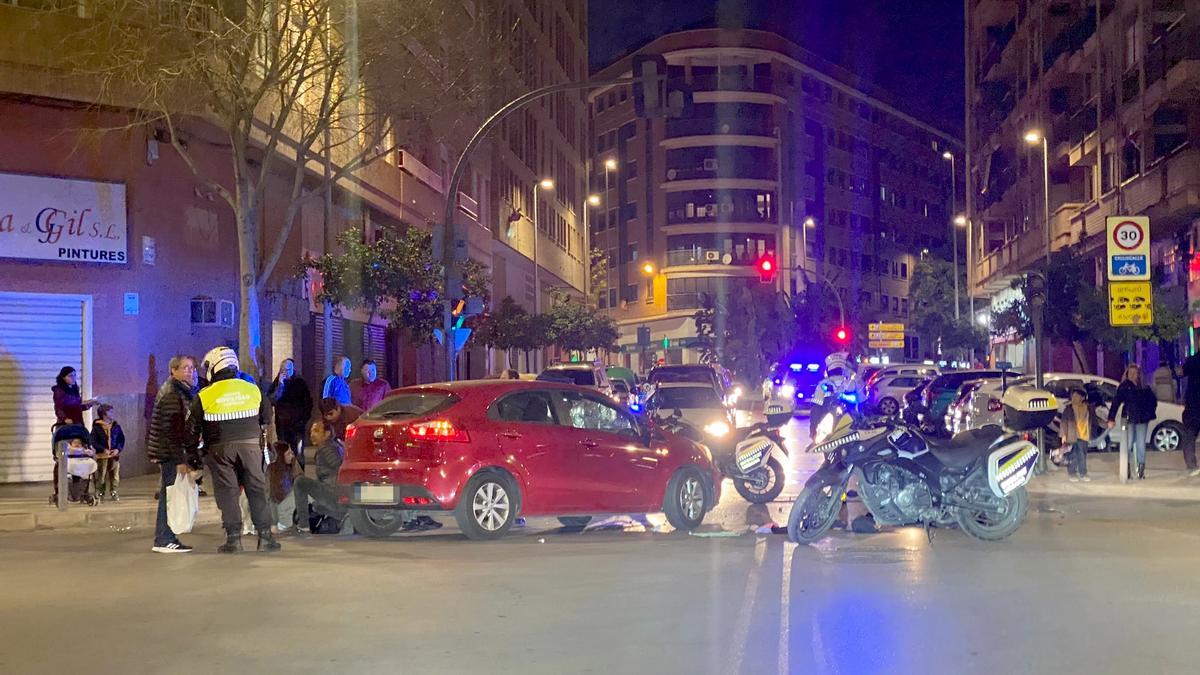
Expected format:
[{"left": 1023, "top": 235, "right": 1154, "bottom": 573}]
[{"left": 187, "top": 346, "right": 280, "bottom": 553}]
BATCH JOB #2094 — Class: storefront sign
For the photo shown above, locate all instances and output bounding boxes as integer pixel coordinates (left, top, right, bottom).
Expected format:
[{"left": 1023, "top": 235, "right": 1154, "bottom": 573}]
[{"left": 0, "top": 172, "right": 128, "bottom": 264}]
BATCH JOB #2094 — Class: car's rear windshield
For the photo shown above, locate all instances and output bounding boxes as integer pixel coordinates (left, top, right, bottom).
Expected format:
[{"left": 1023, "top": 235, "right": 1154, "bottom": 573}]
[
  {"left": 651, "top": 368, "right": 715, "bottom": 385},
  {"left": 362, "top": 392, "right": 458, "bottom": 420},
  {"left": 933, "top": 372, "right": 1004, "bottom": 390},
  {"left": 537, "top": 369, "right": 595, "bottom": 386},
  {"left": 651, "top": 387, "right": 723, "bottom": 409}
]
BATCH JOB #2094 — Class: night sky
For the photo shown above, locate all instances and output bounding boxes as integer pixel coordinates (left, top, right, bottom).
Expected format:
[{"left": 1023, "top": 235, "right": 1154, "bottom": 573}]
[{"left": 589, "top": 0, "right": 965, "bottom": 136}]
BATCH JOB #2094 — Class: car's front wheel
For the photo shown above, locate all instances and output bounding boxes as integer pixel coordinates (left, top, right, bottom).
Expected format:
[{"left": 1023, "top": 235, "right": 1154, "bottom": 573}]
[
  {"left": 350, "top": 509, "right": 405, "bottom": 538},
  {"left": 663, "top": 467, "right": 709, "bottom": 531},
  {"left": 1152, "top": 421, "right": 1184, "bottom": 452},
  {"left": 455, "top": 472, "right": 518, "bottom": 540},
  {"left": 877, "top": 397, "right": 899, "bottom": 416}
]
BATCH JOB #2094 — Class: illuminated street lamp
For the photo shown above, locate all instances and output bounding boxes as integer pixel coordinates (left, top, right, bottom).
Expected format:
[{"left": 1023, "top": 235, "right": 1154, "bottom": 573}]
[
  {"left": 641, "top": 261, "right": 656, "bottom": 276},
  {"left": 603, "top": 157, "right": 618, "bottom": 171},
  {"left": 1024, "top": 130, "right": 1051, "bottom": 265},
  {"left": 583, "top": 193, "right": 602, "bottom": 303},
  {"left": 954, "top": 215, "right": 967, "bottom": 226},
  {"left": 943, "top": 150, "right": 961, "bottom": 320},
  {"left": 976, "top": 312, "right": 990, "bottom": 327},
  {"left": 532, "top": 178, "right": 555, "bottom": 316}
]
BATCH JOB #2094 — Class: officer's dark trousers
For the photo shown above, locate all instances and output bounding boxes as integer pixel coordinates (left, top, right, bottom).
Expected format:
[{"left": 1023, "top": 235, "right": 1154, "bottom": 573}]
[{"left": 206, "top": 442, "right": 272, "bottom": 534}]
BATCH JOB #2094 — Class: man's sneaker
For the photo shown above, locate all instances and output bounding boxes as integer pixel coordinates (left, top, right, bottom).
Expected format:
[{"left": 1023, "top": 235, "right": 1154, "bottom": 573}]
[
  {"left": 110, "top": 492, "right": 120, "bottom": 502},
  {"left": 1080, "top": 475, "right": 1092, "bottom": 482},
  {"left": 1190, "top": 468, "right": 1200, "bottom": 478},
  {"left": 414, "top": 515, "right": 443, "bottom": 531},
  {"left": 151, "top": 542, "right": 193, "bottom": 553},
  {"left": 1068, "top": 476, "right": 1080, "bottom": 483}
]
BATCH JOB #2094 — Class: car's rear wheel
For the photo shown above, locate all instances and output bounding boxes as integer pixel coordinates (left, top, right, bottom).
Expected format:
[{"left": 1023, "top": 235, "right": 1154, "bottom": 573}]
[
  {"left": 557, "top": 516, "right": 592, "bottom": 529},
  {"left": 455, "top": 472, "right": 518, "bottom": 540},
  {"left": 732, "top": 457, "right": 786, "bottom": 504},
  {"left": 350, "top": 509, "right": 405, "bottom": 538},
  {"left": 663, "top": 467, "right": 708, "bottom": 531},
  {"left": 878, "top": 397, "right": 899, "bottom": 416},
  {"left": 1152, "top": 421, "right": 1184, "bottom": 452}
]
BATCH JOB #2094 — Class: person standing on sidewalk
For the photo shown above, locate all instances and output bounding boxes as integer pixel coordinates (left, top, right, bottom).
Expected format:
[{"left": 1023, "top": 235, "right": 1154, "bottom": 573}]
[
  {"left": 267, "top": 358, "right": 312, "bottom": 471},
  {"left": 1061, "top": 388, "right": 1102, "bottom": 482},
  {"left": 53, "top": 366, "right": 98, "bottom": 426},
  {"left": 1180, "top": 352, "right": 1200, "bottom": 476},
  {"left": 1108, "top": 364, "right": 1158, "bottom": 480},
  {"left": 352, "top": 360, "right": 390, "bottom": 412},
  {"left": 146, "top": 356, "right": 198, "bottom": 553},
  {"left": 321, "top": 356, "right": 352, "bottom": 406},
  {"left": 188, "top": 346, "right": 279, "bottom": 554},
  {"left": 89, "top": 404, "right": 125, "bottom": 501}
]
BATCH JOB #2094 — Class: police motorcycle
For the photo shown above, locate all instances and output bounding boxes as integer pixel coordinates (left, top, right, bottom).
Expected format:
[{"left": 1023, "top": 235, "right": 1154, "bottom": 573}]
[
  {"left": 652, "top": 400, "right": 794, "bottom": 504},
  {"left": 787, "top": 384, "right": 1054, "bottom": 543}
]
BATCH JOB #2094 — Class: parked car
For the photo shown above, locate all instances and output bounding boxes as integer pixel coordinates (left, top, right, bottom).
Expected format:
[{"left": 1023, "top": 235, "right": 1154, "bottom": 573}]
[
  {"left": 922, "top": 370, "right": 1014, "bottom": 435},
  {"left": 763, "top": 361, "right": 840, "bottom": 411},
  {"left": 537, "top": 364, "right": 614, "bottom": 398},
  {"left": 339, "top": 381, "right": 722, "bottom": 540},
  {"left": 645, "top": 383, "right": 735, "bottom": 438},
  {"left": 868, "top": 373, "right": 930, "bottom": 416},
  {"left": 960, "top": 373, "right": 1186, "bottom": 452},
  {"left": 866, "top": 364, "right": 941, "bottom": 388},
  {"left": 947, "top": 380, "right": 988, "bottom": 434},
  {"left": 647, "top": 364, "right": 732, "bottom": 403}
]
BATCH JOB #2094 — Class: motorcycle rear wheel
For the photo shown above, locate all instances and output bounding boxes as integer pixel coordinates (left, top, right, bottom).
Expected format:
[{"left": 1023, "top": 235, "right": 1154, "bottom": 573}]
[
  {"left": 955, "top": 486, "right": 1029, "bottom": 541},
  {"left": 786, "top": 482, "right": 842, "bottom": 544},
  {"left": 733, "top": 457, "right": 786, "bottom": 504}
]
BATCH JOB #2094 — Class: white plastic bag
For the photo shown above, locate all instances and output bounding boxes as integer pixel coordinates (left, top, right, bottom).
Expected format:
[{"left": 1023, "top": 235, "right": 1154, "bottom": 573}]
[{"left": 167, "top": 472, "right": 200, "bottom": 534}]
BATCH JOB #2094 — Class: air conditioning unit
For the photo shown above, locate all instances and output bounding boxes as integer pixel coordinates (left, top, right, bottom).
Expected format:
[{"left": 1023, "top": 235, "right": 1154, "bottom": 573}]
[
  {"left": 704, "top": 250, "right": 720, "bottom": 262},
  {"left": 703, "top": 158, "right": 719, "bottom": 171},
  {"left": 666, "top": 168, "right": 678, "bottom": 180}
]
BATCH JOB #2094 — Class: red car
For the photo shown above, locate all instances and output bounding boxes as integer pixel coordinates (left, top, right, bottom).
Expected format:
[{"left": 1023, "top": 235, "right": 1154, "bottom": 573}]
[{"left": 338, "top": 380, "right": 721, "bottom": 540}]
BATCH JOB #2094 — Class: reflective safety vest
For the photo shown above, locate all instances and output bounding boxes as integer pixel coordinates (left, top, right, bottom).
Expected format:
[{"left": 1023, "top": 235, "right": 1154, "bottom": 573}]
[{"left": 199, "top": 378, "right": 262, "bottom": 422}]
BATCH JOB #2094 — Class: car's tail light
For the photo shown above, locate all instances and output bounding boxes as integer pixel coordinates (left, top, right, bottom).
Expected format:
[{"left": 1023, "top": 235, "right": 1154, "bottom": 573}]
[
  {"left": 345, "top": 424, "right": 359, "bottom": 442},
  {"left": 987, "top": 398, "right": 1003, "bottom": 412},
  {"left": 407, "top": 419, "right": 470, "bottom": 443},
  {"left": 402, "top": 496, "right": 434, "bottom": 506}
]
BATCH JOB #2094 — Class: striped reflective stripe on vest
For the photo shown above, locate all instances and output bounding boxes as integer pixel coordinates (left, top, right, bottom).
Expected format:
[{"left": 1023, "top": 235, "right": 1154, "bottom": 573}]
[{"left": 199, "top": 379, "right": 261, "bottom": 422}]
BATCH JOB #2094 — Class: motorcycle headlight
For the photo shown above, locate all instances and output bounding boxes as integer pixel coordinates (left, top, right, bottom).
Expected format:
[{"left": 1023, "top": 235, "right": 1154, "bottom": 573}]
[
  {"left": 703, "top": 420, "right": 731, "bottom": 438},
  {"left": 812, "top": 413, "right": 836, "bottom": 444},
  {"left": 779, "top": 384, "right": 796, "bottom": 397}
]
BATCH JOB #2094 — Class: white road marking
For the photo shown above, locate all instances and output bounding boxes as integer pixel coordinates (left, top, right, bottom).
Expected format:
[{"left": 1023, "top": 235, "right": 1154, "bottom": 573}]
[
  {"left": 778, "top": 541, "right": 794, "bottom": 674},
  {"left": 726, "top": 537, "right": 766, "bottom": 673}
]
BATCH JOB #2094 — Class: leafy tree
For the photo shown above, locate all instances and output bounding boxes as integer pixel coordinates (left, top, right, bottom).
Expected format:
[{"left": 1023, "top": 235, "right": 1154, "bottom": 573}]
[
  {"left": 77, "top": 0, "right": 509, "bottom": 375},
  {"left": 908, "top": 259, "right": 986, "bottom": 357},
  {"left": 474, "top": 297, "right": 531, "bottom": 369},
  {"left": 691, "top": 285, "right": 798, "bottom": 383},
  {"left": 545, "top": 290, "right": 619, "bottom": 355},
  {"left": 588, "top": 248, "right": 610, "bottom": 309}
]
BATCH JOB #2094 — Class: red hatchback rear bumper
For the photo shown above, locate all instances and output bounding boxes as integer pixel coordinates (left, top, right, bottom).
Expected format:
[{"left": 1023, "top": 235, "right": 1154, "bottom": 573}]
[{"left": 339, "top": 460, "right": 461, "bottom": 510}]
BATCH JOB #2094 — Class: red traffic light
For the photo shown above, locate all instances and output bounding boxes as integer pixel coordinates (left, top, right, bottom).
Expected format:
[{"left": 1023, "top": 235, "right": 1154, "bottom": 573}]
[
  {"left": 833, "top": 326, "right": 850, "bottom": 343},
  {"left": 756, "top": 255, "right": 777, "bottom": 283}
]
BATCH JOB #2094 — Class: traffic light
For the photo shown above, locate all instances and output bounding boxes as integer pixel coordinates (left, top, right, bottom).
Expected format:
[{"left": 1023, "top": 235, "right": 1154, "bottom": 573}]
[
  {"left": 833, "top": 326, "right": 851, "bottom": 345},
  {"left": 632, "top": 54, "right": 694, "bottom": 119},
  {"left": 1026, "top": 272, "right": 1047, "bottom": 309},
  {"left": 756, "top": 254, "right": 777, "bottom": 284}
]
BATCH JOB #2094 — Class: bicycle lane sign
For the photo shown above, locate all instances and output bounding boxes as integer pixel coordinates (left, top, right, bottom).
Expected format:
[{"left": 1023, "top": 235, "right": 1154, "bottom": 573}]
[{"left": 1106, "top": 216, "right": 1150, "bottom": 281}]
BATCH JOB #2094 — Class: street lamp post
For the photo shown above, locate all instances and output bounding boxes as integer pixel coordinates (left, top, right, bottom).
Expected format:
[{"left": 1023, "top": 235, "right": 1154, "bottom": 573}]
[
  {"left": 1024, "top": 131, "right": 1051, "bottom": 264},
  {"left": 943, "top": 151, "right": 960, "bottom": 321},
  {"left": 584, "top": 194, "right": 600, "bottom": 304},
  {"left": 802, "top": 217, "right": 815, "bottom": 280},
  {"left": 602, "top": 158, "right": 617, "bottom": 304},
  {"left": 532, "top": 178, "right": 554, "bottom": 317}
]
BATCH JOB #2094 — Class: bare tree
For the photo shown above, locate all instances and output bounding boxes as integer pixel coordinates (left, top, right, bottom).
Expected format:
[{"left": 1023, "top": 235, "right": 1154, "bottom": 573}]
[{"left": 73, "top": 0, "right": 511, "bottom": 376}]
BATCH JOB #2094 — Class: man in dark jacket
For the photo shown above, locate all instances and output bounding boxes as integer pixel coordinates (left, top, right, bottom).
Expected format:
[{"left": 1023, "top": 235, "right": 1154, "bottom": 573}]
[
  {"left": 267, "top": 358, "right": 313, "bottom": 470},
  {"left": 188, "top": 346, "right": 279, "bottom": 554},
  {"left": 146, "top": 355, "right": 198, "bottom": 553},
  {"left": 1180, "top": 352, "right": 1200, "bottom": 475},
  {"left": 293, "top": 418, "right": 347, "bottom": 533}
]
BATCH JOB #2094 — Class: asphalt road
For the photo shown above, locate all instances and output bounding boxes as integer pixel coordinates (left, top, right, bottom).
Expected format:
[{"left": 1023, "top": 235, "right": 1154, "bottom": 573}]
[{"left": 3, "top": 418, "right": 1199, "bottom": 674}]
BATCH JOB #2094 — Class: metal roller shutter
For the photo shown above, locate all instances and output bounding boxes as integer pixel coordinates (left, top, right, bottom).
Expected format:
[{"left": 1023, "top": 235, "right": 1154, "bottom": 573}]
[
  {"left": 363, "top": 324, "right": 387, "bottom": 378},
  {"left": 0, "top": 293, "right": 88, "bottom": 483}
]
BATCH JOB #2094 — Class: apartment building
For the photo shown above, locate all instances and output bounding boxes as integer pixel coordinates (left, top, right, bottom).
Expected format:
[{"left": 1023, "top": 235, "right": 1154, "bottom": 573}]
[
  {"left": 589, "top": 29, "right": 962, "bottom": 371},
  {"left": 967, "top": 0, "right": 1200, "bottom": 370}
]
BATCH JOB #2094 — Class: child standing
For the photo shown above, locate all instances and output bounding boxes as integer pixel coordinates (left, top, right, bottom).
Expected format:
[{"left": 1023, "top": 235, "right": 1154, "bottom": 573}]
[
  {"left": 90, "top": 404, "right": 125, "bottom": 500},
  {"left": 1060, "top": 387, "right": 1102, "bottom": 482}
]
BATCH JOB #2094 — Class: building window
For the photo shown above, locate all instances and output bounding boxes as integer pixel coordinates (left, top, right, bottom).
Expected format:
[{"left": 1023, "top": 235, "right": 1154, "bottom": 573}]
[
  {"left": 624, "top": 284, "right": 638, "bottom": 303},
  {"left": 901, "top": 298, "right": 909, "bottom": 314},
  {"left": 900, "top": 262, "right": 908, "bottom": 279},
  {"left": 645, "top": 279, "right": 654, "bottom": 303},
  {"left": 892, "top": 297, "right": 900, "bottom": 313},
  {"left": 625, "top": 159, "right": 638, "bottom": 179},
  {"left": 880, "top": 294, "right": 889, "bottom": 311},
  {"left": 608, "top": 288, "right": 618, "bottom": 308}
]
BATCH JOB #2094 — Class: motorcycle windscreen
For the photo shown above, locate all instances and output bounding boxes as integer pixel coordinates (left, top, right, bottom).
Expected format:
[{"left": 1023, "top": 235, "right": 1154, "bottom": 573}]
[{"left": 986, "top": 441, "right": 1040, "bottom": 497}]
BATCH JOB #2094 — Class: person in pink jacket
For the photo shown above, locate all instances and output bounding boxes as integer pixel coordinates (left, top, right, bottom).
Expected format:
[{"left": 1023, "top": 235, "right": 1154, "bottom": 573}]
[{"left": 352, "top": 360, "right": 391, "bottom": 412}]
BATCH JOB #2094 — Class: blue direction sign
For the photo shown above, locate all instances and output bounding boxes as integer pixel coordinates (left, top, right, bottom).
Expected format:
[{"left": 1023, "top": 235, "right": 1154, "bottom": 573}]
[{"left": 1110, "top": 254, "right": 1148, "bottom": 278}]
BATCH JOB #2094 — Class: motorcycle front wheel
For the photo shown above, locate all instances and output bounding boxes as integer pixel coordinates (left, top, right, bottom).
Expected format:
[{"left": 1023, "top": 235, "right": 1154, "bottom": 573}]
[
  {"left": 954, "top": 486, "right": 1029, "bottom": 541},
  {"left": 733, "top": 457, "right": 786, "bottom": 504},
  {"left": 786, "top": 481, "right": 843, "bottom": 544}
]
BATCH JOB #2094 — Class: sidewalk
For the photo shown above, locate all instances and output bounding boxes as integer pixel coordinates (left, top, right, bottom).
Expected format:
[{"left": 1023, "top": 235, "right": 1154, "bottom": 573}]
[
  {"left": 1030, "top": 450, "right": 1200, "bottom": 502},
  {"left": 0, "top": 474, "right": 222, "bottom": 533}
]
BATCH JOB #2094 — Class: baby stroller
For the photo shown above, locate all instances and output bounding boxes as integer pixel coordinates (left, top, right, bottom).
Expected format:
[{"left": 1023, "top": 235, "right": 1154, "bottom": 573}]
[{"left": 49, "top": 424, "right": 100, "bottom": 507}]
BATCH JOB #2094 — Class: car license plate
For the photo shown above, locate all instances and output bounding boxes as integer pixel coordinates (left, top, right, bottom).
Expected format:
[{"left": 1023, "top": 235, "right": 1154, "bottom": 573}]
[{"left": 355, "top": 485, "right": 396, "bottom": 504}]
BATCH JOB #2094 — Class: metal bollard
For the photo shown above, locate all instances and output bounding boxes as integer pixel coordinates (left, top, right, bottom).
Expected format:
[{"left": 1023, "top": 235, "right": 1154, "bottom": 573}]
[{"left": 1115, "top": 403, "right": 1129, "bottom": 484}]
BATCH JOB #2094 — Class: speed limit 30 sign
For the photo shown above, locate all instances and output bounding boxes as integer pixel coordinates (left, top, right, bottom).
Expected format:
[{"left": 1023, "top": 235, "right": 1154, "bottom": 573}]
[{"left": 1106, "top": 216, "right": 1150, "bottom": 281}]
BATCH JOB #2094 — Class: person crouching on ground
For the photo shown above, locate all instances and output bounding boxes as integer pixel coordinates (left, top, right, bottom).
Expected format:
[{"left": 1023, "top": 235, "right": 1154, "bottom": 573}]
[
  {"left": 319, "top": 397, "right": 362, "bottom": 441},
  {"left": 293, "top": 419, "right": 348, "bottom": 534},
  {"left": 1061, "top": 387, "right": 1102, "bottom": 483},
  {"left": 268, "top": 441, "right": 302, "bottom": 534},
  {"left": 188, "top": 346, "right": 279, "bottom": 553},
  {"left": 90, "top": 404, "right": 125, "bottom": 501}
]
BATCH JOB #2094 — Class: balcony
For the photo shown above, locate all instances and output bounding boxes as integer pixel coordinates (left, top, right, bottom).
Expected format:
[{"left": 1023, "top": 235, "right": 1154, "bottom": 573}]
[
  {"left": 664, "top": 164, "right": 776, "bottom": 183},
  {"left": 1042, "top": 7, "right": 1096, "bottom": 72},
  {"left": 666, "top": 294, "right": 702, "bottom": 311},
  {"left": 689, "top": 73, "right": 775, "bottom": 95},
  {"left": 974, "top": 230, "right": 1049, "bottom": 294},
  {"left": 664, "top": 117, "right": 775, "bottom": 139},
  {"left": 1144, "top": 19, "right": 1200, "bottom": 96},
  {"left": 664, "top": 249, "right": 761, "bottom": 269}
]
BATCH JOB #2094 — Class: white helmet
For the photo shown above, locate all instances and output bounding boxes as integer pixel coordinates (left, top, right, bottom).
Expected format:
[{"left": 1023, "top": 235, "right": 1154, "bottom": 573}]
[{"left": 201, "top": 346, "right": 239, "bottom": 381}]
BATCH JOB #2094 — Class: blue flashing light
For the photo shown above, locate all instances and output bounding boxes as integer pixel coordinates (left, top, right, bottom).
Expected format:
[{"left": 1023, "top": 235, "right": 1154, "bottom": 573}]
[
  {"left": 807, "top": 363, "right": 820, "bottom": 372},
  {"left": 840, "top": 392, "right": 859, "bottom": 404},
  {"left": 797, "top": 392, "right": 805, "bottom": 399},
  {"left": 789, "top": 363, "right": 804, "bottom": 372},
  {"left": 629, "top": 403, "right": 644, "bottom": 414}
]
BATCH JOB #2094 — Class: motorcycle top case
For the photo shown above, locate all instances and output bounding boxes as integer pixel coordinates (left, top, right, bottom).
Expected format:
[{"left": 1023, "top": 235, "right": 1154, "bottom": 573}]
[
  {"left": 986, "top": 437, "right": 1040, "bottom": 497},
  {"left": 1000, "top": 385, "right": 1059, "bottom": 431}
]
